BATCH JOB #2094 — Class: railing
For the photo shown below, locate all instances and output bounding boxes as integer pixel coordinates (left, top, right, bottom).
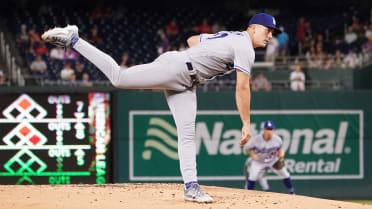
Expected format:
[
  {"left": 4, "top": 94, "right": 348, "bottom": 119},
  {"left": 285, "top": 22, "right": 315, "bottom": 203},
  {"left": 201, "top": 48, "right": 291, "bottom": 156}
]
[
  {"left": 196, "top": 79, "right": 342, "bottom": 92},
  {"left": 261, "top": 49, "right": 372, "bottom": 70},
  {"left": 0, "top": 32, "right": 25, "bottom": 86}
]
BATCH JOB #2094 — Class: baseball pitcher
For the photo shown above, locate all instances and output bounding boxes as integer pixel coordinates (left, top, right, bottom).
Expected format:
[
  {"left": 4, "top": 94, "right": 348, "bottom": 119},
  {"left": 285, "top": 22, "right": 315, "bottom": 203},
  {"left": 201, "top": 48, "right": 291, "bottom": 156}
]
[{"left": 42, "top": 13, "right": 281, "bottom": 202}]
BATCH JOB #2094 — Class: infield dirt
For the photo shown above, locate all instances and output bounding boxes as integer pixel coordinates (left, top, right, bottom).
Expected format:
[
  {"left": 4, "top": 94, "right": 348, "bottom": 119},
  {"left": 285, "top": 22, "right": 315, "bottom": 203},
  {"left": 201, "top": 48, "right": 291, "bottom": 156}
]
[{"left": 0, "top": 183, "right": 371, "bottom": 209}]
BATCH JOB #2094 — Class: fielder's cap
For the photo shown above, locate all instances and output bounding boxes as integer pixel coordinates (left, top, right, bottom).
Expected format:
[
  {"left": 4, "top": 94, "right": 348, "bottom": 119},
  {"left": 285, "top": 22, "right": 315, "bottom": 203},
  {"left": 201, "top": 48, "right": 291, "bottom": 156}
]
[
  {"left": 248, "top": 13, "right": 281, "bottom": 34},
  {"left": 263, "top": 120, "right": 275, "bottom": 129}
]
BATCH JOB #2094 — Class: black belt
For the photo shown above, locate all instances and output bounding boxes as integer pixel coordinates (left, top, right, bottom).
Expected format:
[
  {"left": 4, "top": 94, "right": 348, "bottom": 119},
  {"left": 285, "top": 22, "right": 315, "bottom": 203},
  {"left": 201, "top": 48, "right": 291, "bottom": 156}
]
[{"left": 186, "top": 62, "right": 199, "bottom": 87}]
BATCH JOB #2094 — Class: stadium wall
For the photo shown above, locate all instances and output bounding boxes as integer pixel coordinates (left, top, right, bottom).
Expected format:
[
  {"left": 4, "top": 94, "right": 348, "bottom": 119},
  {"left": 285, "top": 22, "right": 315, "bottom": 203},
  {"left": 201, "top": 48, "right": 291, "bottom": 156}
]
[
  {"left": 116, "top": 90, "right": 372, "bottom": 199},
  {"left": 0, "top": 87, "right": 370, "bottom": 199}
]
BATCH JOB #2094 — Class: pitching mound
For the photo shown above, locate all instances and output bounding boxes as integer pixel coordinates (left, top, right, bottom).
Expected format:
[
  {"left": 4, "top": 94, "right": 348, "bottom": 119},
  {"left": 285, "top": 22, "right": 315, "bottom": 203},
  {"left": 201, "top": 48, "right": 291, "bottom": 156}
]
[{"left": 0, "top": 183, "right": 371, "bottom": 209}]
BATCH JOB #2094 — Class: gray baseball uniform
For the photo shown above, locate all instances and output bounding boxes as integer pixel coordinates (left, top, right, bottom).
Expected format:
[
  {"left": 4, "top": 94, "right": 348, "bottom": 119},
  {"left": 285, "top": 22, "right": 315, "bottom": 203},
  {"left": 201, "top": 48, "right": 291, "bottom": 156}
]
[
  {"left": 186, "top": 31, "right": 255, "bottom": 81},
  {"left": 72, "top": 31, "right": 255, "bottom": 184},
  {"left": 244, "top": 134, "right": 290, "bottom": 181}
]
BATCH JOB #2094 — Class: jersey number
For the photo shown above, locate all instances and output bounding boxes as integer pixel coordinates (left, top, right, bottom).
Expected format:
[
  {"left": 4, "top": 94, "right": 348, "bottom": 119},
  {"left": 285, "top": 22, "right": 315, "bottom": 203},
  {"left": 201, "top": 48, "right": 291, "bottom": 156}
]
[{"left": 207, "top": 32, "right": 229, "bottom": 39}]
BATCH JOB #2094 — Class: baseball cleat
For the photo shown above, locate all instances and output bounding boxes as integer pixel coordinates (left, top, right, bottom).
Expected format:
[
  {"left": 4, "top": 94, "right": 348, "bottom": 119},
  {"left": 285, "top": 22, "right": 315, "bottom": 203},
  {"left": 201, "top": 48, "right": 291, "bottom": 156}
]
[
  {"left": 184, "top": 183, "right": 213, "bottom": 203},
  {"left": 41, "top": 25, "right": 79, "bottom": 47}
]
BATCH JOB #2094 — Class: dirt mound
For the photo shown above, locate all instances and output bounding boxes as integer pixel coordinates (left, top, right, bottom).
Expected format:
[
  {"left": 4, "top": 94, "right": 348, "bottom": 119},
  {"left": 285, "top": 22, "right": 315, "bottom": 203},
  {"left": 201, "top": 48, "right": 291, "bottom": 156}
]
[{"left": 0, "top": 183, "right": 370, "bottom": 209}]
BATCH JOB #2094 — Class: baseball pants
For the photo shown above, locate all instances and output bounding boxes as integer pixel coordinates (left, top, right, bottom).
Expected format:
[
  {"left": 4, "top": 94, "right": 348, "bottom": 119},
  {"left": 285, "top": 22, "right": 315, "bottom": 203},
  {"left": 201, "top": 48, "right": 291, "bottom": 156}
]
[
  {"left": 248, "top": 159, "right": 290, "bottom": 181},
  {"left": 73, "top": 39, "right": 198, "bottom": 183}
]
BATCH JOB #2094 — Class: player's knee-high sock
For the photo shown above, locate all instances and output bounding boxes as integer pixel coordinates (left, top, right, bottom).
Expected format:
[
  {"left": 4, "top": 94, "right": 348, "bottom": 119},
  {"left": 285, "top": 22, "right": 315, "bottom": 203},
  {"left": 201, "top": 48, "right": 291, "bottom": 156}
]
[
  {"left": 247, "top": 180, "right": 256, "bottom": 190},
  {"left": 283, "top": 177, "right": 295, "bottom": 194},
  {"left": 73, "top": 38, "right": 121, "bottom": 86}
]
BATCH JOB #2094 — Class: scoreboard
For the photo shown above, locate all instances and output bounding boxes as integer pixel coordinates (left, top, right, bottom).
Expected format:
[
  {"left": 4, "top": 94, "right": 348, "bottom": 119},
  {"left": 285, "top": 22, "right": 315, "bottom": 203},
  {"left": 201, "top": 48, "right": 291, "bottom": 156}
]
[{"left": 0, "top": 93, "right": 111, "bottom": 185}]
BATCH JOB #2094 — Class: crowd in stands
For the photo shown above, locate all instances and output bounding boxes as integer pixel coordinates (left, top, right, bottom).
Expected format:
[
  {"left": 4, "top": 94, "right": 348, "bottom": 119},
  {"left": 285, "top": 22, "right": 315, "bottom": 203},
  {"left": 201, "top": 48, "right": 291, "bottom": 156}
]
[
  {"left": 267, "top": 16, "right": 372, "bottom": 69},
  {"left": 6, "top": 4, "right": 372, "bottom": 89},
  {"left": 15, "top": 23, "right": 100, "bottom": 86}
]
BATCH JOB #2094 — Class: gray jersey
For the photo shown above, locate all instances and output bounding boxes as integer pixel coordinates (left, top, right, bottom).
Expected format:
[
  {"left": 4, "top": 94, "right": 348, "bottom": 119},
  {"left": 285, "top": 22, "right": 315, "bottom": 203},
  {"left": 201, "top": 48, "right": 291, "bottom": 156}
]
[
  {"left": 185, "top": 31, "right": 255, "bottom": 81},
  {"left": 244, "top": 134, "right": 283, "bottom": 164}
]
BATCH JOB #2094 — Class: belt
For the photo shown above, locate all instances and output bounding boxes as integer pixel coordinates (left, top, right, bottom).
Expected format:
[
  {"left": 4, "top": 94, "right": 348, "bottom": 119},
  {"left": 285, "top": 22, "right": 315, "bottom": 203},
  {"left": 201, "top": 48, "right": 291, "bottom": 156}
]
[{"left": 186, "top": 62, "right": 199, "bottom": 87}]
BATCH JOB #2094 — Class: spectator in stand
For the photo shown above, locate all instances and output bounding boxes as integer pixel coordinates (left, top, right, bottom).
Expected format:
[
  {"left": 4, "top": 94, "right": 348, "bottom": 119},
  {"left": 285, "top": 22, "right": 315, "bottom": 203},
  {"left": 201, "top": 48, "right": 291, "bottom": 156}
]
[
  {"left": 35, "top": 42, "right": 49, "bottom": 55},
  {"left": 316, "top": 34, "right": 325, "bottom": 50},
  {"left": 16, "top": 24, "right": 30, "bottom": 53},
  {"left": 333, "top": 50, "right": 345, "bottom": 68},
  {"left": 88, "top": 26, "right": 103, "bottom": 45},
  {"left": 277, "top": 26, "right": 289, "bottom": 58},
  {"left": 296, "top": 17, "right": 307, "bottom": 54},
  {"left": 304, "top": 22, "right": 313, "bottom": 41},
  {"left": 0, "top": 70, "right": 6, "bottom": 86},
  {"left": 365, "top": 24, "right": 372, "bottom": 40},
  {"left": 309, "top": 54, "right": 323, "bottom": 69},
  {"left": 166, "top": 19, "right": 179, "bottom": 43},
  {"left": 120, "top": 52, "right": 130, "bottom": 69},
  {"left": 196, "top": 18, "right": 212, "bottom": 34},
  {"left": 157, "top": 33, "right": 170, "bottom": 55},
  {"left": 80, "top": 73, "right": 93, "bottom": 87},
  {"left": 302, "top": 22, "right": 313, "bottom": 54},
  {"left": 303, "top": 37, "right": 315, "bottom": 54},
  {"left": 325, "top": 49, "right": 344, "bottom": 69},
  {"left": 363, "top": 35, "right": 372, "bottom": 52},
  {"left": 64, "top": 47, "right": 78, "bottom": 60},
  {"left": 50, "top": 45, "right": 64, "bottom": 60},
  {"left": 306, "top": 46, "right": 316, "bottom": 67},
  {"left": 290, "top": 64, "right": 305, "bottom": 91},
  {"left": 351, "top": 17, "right": 363, "bottom": 39},
  {"left": 351, "top": 17, "right": 362, "bottom": 32},
  {"left": 344, "top": 26, "right": 357, "bottom": 45},
  {"left": 75, "top": 61, "right": 85, "bottom": 80},
  {"left": 69, "top": 73, "right": 78, "bottom": 85},
  {"left": 29, "top": 29, "right": 41, "bottom": 47},
  {"left": 252, "top": 72, "right": 271, "bottom": 91},
  {"left": 166, "top": 19, "right": 179, "bottom": 36},
  {"left": 30, "top": 55, "right": 47, "bottom": 74},
  {"left": 60, "top": 62, "right": 75, "bottom": 80},
  {"left": 265, "top": 36, "right": 279, "bottom": 62},
  {"left": 315, "top": 43, "right": 326, "bottom": 65},
  {"left": 343, "top": 50, "right": 359, "bottom": 69}
]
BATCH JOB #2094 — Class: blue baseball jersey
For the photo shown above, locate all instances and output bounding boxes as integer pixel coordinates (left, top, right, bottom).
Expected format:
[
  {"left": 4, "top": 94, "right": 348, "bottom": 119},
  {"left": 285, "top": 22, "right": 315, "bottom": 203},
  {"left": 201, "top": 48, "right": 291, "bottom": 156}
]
[
  {"left": 185, "top": 31, "right": 255, "bottom": 81},
  {"left": 244, "top": 134, "right": 283, "bottom": 164}
]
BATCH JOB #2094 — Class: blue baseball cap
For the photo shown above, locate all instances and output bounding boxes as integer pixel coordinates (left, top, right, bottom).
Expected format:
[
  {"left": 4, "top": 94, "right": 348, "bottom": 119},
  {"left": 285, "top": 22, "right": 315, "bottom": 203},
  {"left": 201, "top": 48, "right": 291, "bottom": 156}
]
[
  {"left": 264, "top": 120, "right": 275, "bottom": 129},
  {"left": 248, "top": 13, "right": 281, "bottom": 34}
]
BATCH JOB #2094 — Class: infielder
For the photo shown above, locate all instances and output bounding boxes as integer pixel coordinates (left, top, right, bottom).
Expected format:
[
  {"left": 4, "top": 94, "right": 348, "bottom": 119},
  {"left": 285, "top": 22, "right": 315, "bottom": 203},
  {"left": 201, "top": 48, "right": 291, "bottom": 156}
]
[
  {"left": 42, "top": 13, "right": 281, "bottom": 203},
  {"left": 244, "top": 157, "right": 270, "bottom": 191},
  {"left": 244, "top": 120, "right": 295, "bottom": 194}
]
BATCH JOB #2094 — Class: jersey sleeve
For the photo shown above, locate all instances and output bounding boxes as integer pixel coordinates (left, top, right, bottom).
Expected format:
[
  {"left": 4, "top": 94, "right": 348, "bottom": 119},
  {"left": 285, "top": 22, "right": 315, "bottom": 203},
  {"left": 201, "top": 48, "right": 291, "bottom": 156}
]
[
  {"left": 244, "top": 136, "right": 255, "bottom": 151},
  {"left": 275, "top": 135, "right": 284, "bottom": 151},
  {"left": 233, "top": 45, "right": 254, "bottom": 75}
]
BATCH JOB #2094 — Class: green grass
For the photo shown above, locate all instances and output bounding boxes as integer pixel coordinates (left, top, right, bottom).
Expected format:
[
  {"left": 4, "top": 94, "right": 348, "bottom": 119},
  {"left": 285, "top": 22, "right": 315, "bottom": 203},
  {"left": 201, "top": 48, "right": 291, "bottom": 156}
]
[{"left": 343, "top": 200, "right": 372, "bottom": 205}]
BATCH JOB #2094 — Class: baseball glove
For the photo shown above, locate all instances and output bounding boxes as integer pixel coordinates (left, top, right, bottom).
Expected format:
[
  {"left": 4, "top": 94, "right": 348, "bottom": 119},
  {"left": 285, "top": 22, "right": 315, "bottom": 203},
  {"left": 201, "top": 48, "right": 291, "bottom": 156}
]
[{"left": 272, "top": 158, "right": 285, "bottom": 170}]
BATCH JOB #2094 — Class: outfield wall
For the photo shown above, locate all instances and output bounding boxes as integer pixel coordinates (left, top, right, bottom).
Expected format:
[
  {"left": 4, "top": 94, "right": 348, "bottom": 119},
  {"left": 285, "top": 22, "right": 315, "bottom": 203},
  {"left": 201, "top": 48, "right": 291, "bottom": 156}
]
[
  {"left": 0, "top": 87, "right": 370, "bottom": 199},
  {"left": 116, "top": 90, "right": 372, "bottom": 199}
]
